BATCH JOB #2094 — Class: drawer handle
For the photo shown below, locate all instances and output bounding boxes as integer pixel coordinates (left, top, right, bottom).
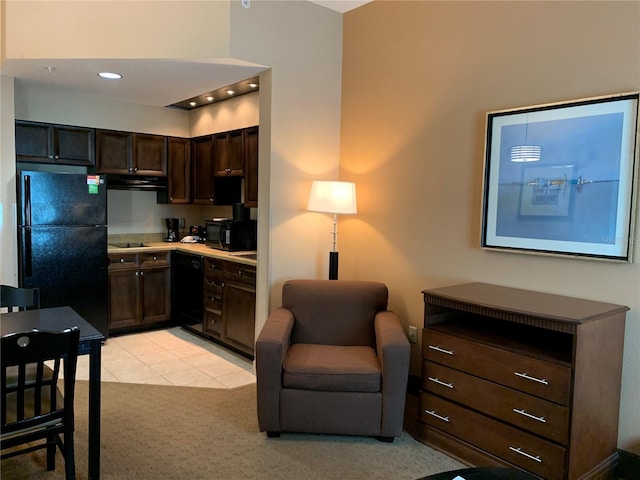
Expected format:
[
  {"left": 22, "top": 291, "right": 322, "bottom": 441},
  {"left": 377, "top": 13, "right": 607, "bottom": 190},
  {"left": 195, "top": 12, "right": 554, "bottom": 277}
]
[
  {"left": 514, "top": 372, "right": 549, "bottom": 385},
  {"left": 513, "top": 408, "right": 546, "bottom": 423},
  {"left": 428, "top": 345, "right": 454, "bottom": 356},
  {"left": 509, "top": 446, "right": 542, "bottom": 463},
  {"left": 425, "top": 410, "right": 450, "bottom": 423},
  {"left": 428, "top": 376, "right": 454, "bottom": 389}
]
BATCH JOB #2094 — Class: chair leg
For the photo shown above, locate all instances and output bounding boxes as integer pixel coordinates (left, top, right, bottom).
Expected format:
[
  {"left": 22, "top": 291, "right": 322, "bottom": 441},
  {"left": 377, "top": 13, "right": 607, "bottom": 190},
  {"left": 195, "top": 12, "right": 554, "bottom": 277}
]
[
  {"left": 377, "top": 436, "right": 394, "bottom": 443},
  {"left": 46, "top": 435, "right": 56, "bottom": 470},
  {"left": 266, "top": 431, "right": 281, "bottom": 438},
  {"left": 63, "top": 432, "right": 76, "bottom": 480}
]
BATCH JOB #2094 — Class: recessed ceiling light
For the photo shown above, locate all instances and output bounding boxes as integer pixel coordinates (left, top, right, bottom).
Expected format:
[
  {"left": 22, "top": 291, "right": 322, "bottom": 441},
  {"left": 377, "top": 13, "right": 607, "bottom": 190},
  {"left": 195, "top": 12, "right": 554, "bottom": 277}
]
[
  {"left": 226, "top": 90, "right": 235, "bottom": 95},
  {"left": 248, "top": 83, "right": 258, "bottom": 88},
  {"left": 206, "top": 96, "right": 214, "bottom": 102},
  {"left": 190, "top": 101, "right": 197, "bottom": 107},
  {"left": 98, "top": 72, "right": 122, "bottom": 80}
]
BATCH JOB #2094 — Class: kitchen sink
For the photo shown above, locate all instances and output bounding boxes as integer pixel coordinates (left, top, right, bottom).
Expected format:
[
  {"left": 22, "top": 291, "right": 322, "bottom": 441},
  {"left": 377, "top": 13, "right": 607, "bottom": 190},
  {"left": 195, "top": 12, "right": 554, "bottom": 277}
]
[{"left": 109, "top": 242, "right": 151, "bottom": 248}]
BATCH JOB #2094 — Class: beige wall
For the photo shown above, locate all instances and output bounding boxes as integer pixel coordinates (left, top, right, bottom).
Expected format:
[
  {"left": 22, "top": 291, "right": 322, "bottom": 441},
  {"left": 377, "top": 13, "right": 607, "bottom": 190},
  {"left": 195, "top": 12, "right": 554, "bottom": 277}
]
[{"left": 341, "top": 1, "right": 640, "bottom": 453}]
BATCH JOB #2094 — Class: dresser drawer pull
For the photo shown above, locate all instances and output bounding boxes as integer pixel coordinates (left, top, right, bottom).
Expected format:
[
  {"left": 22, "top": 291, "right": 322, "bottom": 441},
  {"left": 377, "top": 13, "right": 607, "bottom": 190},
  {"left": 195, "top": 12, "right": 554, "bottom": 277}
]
[
  {"left": 514, "top": 371, "right": 548, "bottom": 385},
  {"left": 428, "top": 376, "right": 454, "bottom": 389},
  {"left": 513, "top": 408, "right": 546, "bottom": 423},
  {"left": 509, "top": 446, "right": 542, "bottom": 463},
  {"left": 425, "top": 410, "right": 450, "bottom": 423},
  {"left": 428, "top": 345, "right": 454, "bottom": 355}
]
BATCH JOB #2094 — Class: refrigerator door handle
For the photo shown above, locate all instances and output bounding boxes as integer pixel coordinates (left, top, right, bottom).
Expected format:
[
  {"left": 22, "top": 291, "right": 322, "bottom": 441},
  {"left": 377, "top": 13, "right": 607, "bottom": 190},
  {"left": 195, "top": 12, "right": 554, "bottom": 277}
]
[
  {"left": 23, "top": 174, "right": 32, "bottom": 227},
  {"left": 20, "top": 228, "right": 33, "bottom": 278}
]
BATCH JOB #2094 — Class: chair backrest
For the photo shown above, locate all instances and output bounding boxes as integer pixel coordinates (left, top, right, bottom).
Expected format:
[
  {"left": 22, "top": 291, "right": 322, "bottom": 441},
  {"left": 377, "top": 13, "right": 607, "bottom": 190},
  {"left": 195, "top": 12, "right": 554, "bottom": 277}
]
[
  {"left": 1, "top": 328, "right": 79, "bottom": 436},
  {"left": 282, "top": 279, "right": 389, "bottom": 347},
  {"left": 0, "top": 285, "right": 40, "bottom": 312}
]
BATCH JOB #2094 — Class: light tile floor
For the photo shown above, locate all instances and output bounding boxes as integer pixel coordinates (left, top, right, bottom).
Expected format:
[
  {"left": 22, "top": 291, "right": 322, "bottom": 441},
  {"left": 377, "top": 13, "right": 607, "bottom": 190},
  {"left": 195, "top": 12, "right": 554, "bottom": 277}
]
[{"left": 77, "top": 327, "right": 256, "bottom": 389}]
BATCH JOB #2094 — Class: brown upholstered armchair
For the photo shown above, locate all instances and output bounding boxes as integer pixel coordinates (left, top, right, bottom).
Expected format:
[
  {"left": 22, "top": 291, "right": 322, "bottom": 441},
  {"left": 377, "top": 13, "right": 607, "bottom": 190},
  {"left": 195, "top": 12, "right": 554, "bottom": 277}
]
[{"left": 256, "top": 279, "right": 410, "bottom": 442}]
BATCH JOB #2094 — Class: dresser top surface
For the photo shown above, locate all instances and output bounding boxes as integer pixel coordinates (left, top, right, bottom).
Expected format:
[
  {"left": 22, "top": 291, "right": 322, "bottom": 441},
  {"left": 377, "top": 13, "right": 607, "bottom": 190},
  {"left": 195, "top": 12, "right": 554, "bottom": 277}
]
[{"left": 423, "top": 282, "right": 629, "bottom": 324}]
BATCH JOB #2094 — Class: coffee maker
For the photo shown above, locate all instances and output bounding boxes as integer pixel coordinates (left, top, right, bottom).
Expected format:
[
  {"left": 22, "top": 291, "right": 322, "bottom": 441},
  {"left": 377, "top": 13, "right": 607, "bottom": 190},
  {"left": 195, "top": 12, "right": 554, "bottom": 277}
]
[{"left": 165, "top": 218, "right": 179, "bottom": 242}]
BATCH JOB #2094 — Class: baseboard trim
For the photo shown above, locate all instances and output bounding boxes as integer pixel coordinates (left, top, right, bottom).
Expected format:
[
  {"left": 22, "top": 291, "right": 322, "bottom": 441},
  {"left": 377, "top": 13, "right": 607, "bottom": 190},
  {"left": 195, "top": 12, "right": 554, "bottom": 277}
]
[{"left": 617, "top": 449, "right": 640, "bottom": 479}]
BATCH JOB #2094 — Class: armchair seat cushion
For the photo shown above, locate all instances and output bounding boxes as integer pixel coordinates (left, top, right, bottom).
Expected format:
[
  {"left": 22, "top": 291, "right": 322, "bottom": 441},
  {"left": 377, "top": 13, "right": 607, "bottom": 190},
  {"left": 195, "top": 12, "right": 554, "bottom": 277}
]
[{"left": 283, "top": 343, "right": 381, "bottom": 393}]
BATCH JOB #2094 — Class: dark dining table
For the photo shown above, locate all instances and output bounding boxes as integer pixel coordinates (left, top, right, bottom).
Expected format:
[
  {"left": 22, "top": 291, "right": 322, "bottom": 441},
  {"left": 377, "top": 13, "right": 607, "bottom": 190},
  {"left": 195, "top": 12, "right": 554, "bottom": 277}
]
[{"left": 1, "top": 306, "right": 104, "bottom": 480}]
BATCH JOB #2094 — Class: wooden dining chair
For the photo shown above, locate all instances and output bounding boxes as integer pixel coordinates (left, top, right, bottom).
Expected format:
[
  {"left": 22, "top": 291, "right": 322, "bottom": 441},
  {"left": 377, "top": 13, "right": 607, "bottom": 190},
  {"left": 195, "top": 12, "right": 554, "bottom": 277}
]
[
  {"left": 1, "top": 328, "right": 80, "bottom": 480},
  {"left": 0, "top": 285, "right": 41, "bottom": 312}
]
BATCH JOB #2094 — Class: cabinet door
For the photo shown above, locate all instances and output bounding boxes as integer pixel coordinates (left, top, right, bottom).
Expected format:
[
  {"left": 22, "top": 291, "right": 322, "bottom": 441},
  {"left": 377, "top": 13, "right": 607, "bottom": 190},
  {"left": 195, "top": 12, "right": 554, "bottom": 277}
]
[
  {"left": 214, "top": 130, "right": 244, "bottom": 176},
  {"left": 140, "top": 267, "right": 171, "bottom": 324},
  {"left": 16, "top": 121, "right": 95, "bottom": 166},
  {"left": 108, "top": 268, "right": 140, "bottom": 329},
  {"left": 244, "top": 126, "right": 259, "bottom": 207},
  {"left": 135, "top": 133, "right": 167, "bottom": 176},
  {"left": 192, "top": 135, "right": 215, "bottom": 204},
  {"left": 15, "top": 121, "right": 51, "bottom": 162},
  {"left": 54, "top": 125, "right": 95, "bottom": 166},
  {"left": 166, "top": 137, "right": 191, "bottom": 204},
  {"left": 223, "top": 280, "right": 256, "bottom": 352},
  {"left": 96, "top": 129, "right": 133, "bottom": 174}
]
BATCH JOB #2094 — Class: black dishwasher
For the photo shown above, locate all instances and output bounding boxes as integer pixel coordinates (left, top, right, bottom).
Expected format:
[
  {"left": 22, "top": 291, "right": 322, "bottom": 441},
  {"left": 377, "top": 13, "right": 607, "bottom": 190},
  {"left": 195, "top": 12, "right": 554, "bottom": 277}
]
[{"left": 172, "top": 251, "right": 204, "bottom": 333}]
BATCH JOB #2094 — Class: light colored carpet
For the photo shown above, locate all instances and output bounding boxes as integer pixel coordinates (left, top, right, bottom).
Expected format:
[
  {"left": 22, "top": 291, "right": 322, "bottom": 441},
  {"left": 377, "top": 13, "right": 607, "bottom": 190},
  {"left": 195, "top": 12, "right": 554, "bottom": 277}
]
[{"left": 1, "top": 381, "right": 464, "bottom": 479}]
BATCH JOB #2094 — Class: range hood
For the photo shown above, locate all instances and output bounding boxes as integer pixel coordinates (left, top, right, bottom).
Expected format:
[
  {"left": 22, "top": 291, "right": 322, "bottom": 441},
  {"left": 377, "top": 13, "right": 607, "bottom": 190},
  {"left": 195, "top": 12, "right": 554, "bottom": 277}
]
[{"left": 106, "top": 174, "right": 167, "bottom": 191}]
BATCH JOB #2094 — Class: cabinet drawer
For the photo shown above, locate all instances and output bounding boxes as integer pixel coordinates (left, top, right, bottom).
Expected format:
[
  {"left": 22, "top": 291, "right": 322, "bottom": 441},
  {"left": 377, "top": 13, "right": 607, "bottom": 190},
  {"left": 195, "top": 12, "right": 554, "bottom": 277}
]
[
  {"left": 223, "top": 261, "right": 256, "bottom": 286},
  {"left": 108, "top": 253, "right": 138, "bottom": 270},
  {"left": 203, "top": 290, "right": 222, "bottom": 312},
  {"left": 420, "top": 392, "right": 565, "bottom": 480},
  {"left": 204, "top": 257, "right": 223, "bottom": 275},
  {"left": 204, "top": 274, "right": 223, "bottom": 297},
  {"left": 423, "top": 328, "right": 571, "bottom": 405},
  {"left": 422, "top": 361, "right": 569, "bottom": 444},
  {"left": 139, "top": 251, "right": 170, "bottom": 268},
  {"left": 204, "top": 310, "right": 224, "bottom": 337}
]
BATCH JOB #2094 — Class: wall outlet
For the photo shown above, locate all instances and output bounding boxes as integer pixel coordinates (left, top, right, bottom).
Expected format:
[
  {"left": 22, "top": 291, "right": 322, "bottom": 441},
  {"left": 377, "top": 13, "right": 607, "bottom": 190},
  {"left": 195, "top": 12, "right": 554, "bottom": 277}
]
[{"left": 408, "top": 325, "right": 418, "bottom": 344}]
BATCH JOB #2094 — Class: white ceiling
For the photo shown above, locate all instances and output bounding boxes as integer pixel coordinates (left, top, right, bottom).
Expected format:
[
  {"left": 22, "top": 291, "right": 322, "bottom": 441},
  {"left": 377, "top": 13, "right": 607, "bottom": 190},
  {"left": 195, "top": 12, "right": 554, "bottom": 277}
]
[{"left": 1, "top": 1, "right": 371, "bottom": 109}]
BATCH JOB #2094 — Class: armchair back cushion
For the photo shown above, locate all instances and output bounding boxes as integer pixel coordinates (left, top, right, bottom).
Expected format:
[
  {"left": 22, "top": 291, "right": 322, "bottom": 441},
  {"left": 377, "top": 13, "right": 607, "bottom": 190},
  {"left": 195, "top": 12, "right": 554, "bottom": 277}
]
[{"left": 282, "top": 280, "right": 388, "bottom": 347}]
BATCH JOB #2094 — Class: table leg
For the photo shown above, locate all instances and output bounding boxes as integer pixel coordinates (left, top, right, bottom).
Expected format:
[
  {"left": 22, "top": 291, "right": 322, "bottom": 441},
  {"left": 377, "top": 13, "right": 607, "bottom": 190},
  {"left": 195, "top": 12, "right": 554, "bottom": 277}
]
[{"left": 88, "top": 339, "right": 102, "bottom": 480}]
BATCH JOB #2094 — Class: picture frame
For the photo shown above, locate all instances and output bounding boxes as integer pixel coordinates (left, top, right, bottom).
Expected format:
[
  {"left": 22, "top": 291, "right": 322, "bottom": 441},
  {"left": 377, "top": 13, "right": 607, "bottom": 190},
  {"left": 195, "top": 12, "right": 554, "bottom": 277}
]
[{"left": 481, "top": 92, "right": 640, "bottom": 263}]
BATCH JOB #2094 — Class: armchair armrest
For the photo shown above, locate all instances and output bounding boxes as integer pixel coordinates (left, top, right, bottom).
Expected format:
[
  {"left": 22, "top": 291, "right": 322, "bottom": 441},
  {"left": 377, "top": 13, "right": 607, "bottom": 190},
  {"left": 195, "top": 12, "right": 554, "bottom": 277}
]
[
  {"left": 255, "top": 308, "right": 295, "bottom": 433},
  {"left": 374, "top": 311, "right": 410, "bottom": 437}
]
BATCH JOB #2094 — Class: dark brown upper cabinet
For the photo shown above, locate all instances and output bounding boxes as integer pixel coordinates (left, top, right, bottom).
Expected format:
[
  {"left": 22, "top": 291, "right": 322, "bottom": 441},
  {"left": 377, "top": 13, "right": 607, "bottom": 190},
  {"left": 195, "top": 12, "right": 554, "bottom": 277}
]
[
  {"left": 15, "top": 121, "right": 95, "bottom": 167},
  {"left": 213, "top": 129, "right": 244, "bottom": 177},
  {"left": 96, "top": 129, "right": 167, "bottom": 176},
  {"left": 164, "top": 137, "right": 191, "bottom": 204},
  {"left": 191, "top": 135, "right": 215, "bottom": 204},
  {"left": 244, "top": 126, "right": 259, "bottom": 208}
]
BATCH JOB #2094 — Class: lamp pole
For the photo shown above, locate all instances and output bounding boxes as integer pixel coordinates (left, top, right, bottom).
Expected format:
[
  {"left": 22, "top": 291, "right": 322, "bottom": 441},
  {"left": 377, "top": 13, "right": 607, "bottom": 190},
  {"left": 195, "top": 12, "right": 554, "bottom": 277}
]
[{"left": 329, "top": 213, "right": 338, "bottom": 280}]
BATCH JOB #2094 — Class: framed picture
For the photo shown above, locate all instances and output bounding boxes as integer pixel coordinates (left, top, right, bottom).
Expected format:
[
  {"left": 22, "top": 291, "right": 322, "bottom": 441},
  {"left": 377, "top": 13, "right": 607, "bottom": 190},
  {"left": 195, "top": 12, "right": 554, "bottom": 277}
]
[{"left": 481, "top": 92, "right": 639, "bottom": 262}]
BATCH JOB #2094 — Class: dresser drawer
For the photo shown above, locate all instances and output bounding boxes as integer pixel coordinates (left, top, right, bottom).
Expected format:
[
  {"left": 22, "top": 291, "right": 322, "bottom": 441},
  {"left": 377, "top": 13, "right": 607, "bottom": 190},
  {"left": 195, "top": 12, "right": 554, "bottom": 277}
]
[
  {"left": 423, "top": 328, "right": 571, "bottom": 405},
  {"left": 420, "top": 392, "right": 565, "bottom": 480},
  {"left": 422, "top": 361, "right": 569, "bottom": 444}
]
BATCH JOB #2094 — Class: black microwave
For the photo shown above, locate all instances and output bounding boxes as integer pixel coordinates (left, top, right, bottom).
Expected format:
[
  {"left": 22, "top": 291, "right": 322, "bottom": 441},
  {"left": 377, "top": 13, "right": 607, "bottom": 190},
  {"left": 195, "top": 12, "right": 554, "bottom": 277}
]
[{"left": 205, "top": 219, "right": 257, "bottom": 251}]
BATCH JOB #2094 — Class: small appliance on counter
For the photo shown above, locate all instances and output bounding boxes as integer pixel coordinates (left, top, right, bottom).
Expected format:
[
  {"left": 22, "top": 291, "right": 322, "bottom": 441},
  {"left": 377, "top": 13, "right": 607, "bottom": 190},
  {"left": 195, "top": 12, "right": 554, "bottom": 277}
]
[
  {"left": 165, "top": 218, "right": 179, "bottom": 242},
  {"left": 205, "top": 218, "right": 257, "bottom": 251},
  {"left": 189, "top": 225, "right": 207, "bottom": 242}
]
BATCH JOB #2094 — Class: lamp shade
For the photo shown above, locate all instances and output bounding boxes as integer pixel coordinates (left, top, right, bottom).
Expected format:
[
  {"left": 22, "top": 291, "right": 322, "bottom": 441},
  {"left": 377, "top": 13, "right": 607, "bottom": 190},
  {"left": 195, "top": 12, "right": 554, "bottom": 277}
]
[{"left": 307, "top": 181, "right": 357, "bottom": 214}]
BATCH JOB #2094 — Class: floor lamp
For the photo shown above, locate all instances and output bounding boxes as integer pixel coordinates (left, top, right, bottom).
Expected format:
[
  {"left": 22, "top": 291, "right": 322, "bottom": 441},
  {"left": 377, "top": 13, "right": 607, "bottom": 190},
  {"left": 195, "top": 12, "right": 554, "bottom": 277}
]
[{"left": 307, "top": 180, "right": 357, "bottom": 280}]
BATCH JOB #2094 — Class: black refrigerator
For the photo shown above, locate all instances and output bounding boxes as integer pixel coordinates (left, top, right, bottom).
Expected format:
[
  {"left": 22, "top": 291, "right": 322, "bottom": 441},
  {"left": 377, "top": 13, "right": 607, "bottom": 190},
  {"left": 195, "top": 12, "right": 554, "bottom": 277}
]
[{"left": 17, "top": 171, "right": 109, "bottom": 337}]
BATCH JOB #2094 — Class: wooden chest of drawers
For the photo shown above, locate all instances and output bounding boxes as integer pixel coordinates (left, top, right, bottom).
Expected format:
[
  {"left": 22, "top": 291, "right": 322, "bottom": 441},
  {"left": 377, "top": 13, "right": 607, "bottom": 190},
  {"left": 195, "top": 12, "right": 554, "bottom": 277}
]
[{"left": 418, "top": 282, "right": 627, "bottom": 480}]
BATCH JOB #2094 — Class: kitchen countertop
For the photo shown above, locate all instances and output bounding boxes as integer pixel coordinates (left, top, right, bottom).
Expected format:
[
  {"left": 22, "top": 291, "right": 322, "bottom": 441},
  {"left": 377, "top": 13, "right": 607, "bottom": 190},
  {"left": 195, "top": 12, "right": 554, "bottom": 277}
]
[{"left": 107, "top": 242, "right": 257, "bottom": 266}]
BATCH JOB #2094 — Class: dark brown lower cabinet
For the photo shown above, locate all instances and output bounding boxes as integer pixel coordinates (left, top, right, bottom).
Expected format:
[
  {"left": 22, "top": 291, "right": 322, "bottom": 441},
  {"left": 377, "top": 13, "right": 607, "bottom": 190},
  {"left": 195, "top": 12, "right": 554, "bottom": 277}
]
[
  {"left": 417, "top": 282, "right": 628, "bottom": 480},
  {"left": 108, "top": 252, "right": 171, "bottom": 332},
  {"left": 222, "top": 261, "right": 256, "bottom": 355},
  {"left": 199, "top": 258, "right": 256, "bottom": 357}
]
